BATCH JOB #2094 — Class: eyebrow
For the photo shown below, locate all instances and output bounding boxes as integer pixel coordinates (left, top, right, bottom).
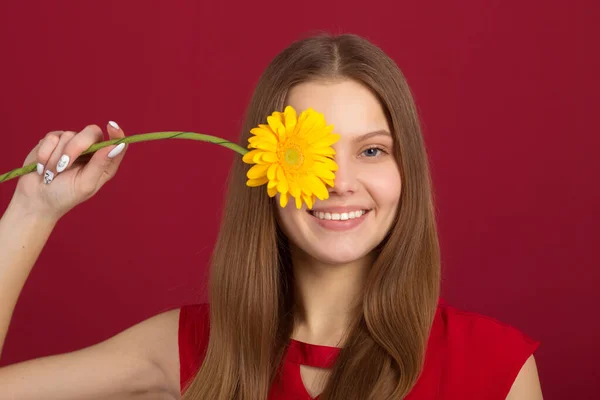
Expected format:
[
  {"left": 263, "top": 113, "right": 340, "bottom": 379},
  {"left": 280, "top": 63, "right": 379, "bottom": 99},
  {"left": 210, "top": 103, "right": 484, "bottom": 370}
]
[{"left": 353, "top": 129, "right": 392, "bottom": 143}]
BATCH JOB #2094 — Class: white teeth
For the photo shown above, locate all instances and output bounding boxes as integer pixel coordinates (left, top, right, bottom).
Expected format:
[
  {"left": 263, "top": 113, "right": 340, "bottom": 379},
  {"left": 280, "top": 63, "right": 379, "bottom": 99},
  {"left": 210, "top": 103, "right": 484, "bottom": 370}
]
[{"left": 310, "top": 210, "right": 367, "bottom": 221}]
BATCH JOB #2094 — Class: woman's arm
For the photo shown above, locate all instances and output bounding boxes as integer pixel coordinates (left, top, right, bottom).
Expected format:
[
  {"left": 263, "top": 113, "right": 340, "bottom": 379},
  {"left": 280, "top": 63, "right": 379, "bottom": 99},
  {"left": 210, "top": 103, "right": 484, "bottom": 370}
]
[
  {"left": 0, "top": 198, "right": 182, "bottom": 399},
  {"left": 506, "top": 355, "right": 543, "bottom": 399},
  {"left": 0, "top": 199, "right": 57, "bottom": 356}
]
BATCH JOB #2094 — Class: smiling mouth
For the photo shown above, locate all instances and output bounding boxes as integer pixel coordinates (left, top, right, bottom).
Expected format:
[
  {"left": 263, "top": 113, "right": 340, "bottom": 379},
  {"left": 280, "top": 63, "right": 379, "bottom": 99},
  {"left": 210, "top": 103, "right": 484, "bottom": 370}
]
[{"left": 307, "top": 209, "right": 371, "bottom": 221}]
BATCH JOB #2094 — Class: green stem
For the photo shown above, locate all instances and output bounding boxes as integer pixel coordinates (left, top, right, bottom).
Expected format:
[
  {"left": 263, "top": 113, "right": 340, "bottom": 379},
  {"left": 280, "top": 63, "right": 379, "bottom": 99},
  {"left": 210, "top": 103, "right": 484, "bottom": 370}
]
[{"left": 0, "top": 132, "right": 249, "bottom": 183}]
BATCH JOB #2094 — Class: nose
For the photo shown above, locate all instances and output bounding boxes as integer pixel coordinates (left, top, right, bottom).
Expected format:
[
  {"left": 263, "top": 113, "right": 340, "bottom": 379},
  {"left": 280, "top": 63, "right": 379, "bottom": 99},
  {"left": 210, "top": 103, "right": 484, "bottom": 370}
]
[{"left": 329, "top": 155, "right": 358, "bottom": 196}]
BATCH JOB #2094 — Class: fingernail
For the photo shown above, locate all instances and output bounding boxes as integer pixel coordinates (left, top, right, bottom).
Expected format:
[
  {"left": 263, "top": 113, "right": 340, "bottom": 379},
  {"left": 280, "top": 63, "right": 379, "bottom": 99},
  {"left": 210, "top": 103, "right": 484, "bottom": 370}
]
[
  {"left": 44, "top": 170, "right": 54, "bottom": 184},
  {"left": 108, "top": 143, "right": 125, "bottom": 159},
  {"left": 37, "top": 163, "right": 44, "bottom": 176},
  {"left": 56, "top": 155, "right": 69, "bottom": 173},
  {"left": 109, "top": 121, "right": 120, "bottom": 130}
]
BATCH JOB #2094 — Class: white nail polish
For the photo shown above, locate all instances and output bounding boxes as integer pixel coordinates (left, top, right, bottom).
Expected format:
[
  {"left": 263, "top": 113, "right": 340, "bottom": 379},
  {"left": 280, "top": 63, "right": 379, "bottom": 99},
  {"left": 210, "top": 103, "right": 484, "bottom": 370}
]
[
  {"left": 56, "top": 155, "right": 69, "bottom": 173},
  {"left": 108, "top": 143, "right": 125, "bottom": 159},
  {"left": 44, "top": 170, "right": 54, "bottom": 184},
  {"left": 109, "top": 121, "right": 120, "bottom": 130},
  {"left": 37, "top": 163, "right": 44, "bottom": 175}
]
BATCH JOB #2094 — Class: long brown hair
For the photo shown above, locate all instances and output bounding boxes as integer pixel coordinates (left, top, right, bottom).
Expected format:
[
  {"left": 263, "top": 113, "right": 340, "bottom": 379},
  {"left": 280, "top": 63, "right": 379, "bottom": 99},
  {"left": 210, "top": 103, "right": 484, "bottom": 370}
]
[{"left": 183, "top": 33, "right": 441, "bottom": 400}]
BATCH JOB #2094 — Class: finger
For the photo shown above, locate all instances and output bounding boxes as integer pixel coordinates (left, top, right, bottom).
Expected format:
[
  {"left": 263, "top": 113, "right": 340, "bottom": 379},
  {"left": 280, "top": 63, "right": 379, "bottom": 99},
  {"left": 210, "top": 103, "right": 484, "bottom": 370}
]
[
  {"left": 78, "top": 121, "right": 127, "bottom": 191},
  {"left": 105, "top": 120, "right": 128, "bottom": 162},
  {"left": 52, "top": 125, "right": 104, "bottom": 179},
  {"left": 26, "top": 130, "right": 63, "bottom": 171},
  {"left": 42, "top": 131, "right": 77, "bottom": 184},
  {"left": 107, "top": 120, "right": 125, "bottom": 140}
]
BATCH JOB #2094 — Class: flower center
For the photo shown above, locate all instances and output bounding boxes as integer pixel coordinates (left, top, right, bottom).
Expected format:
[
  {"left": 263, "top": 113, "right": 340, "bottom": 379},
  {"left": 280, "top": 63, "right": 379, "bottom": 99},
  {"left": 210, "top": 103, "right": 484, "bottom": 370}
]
[{"left": 283, "top": 145, "right": 303, "bottom": 167}]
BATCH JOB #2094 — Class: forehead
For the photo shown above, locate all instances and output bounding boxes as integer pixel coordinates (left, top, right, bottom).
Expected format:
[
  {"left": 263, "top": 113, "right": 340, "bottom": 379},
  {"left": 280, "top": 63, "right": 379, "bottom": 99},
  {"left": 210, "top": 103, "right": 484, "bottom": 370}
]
[{"left": 285, "top": 79, "right": 390, "bottom": 137}]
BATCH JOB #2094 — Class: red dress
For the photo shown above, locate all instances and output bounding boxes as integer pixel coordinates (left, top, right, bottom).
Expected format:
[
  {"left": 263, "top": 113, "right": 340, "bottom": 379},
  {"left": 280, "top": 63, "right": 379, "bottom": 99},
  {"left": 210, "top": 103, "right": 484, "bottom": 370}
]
[{"left": 178, "top": 299, "right": 539, "bottom": 399}]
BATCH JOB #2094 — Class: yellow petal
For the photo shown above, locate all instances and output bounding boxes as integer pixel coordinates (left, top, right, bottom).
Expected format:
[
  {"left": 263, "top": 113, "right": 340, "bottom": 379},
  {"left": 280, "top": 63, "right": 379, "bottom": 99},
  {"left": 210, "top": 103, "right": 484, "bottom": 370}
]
[
  {"left": 300, "top": 112, "right": 326, "bottom": 137},
  {"left": 297, "top": 112, "right": 317, "bottom": 136},
  {"left": 248, "top": 135, "right": 277, "bottom": 147},
  {"left": 253, "top": 152, "right": 266, "bottom": 163},
  {"left": 313, "top": 164, "right": 336, "bottom": 180},
  {"left": 284, "top": 106, "right": 297, "bottom": 134},
  {"left": 297, "top": 108, "right": 310, "bottom": 126},
  {"left": 280, "top": 192, "right": 289, "bottom": 208},
  {"left": 294, "top": 195, "right": 302, "bottom": 209},
  {"left": 289, "top": 182, "right": 301, "bottom": 198},
  {"left": 322, "top": 178, "right": 334, "bottom": 187},
  {"left": 311, "top": 133, "right": 340, "bottom": 148},
  {"left": 245, "top": 149, "right": 272, "bottom": 164},
  {"left": 252, "top": 140, "right": 277, "bottom": 152},
  {"left": 302, "top": 194, "right": 314, "bottom": 209},
  {"left": 311, "top": 147, "right": 336, "bottom": 156},
  {"left": 308, "top": 176, "right": 329, "bottom": 200},
  {"left": 277, "top": 178, "right": 289, "bottom": 194},
  {"left": 267, "top": 164, "right": 279, "bottom": 180},
  {"left": 250, "top": 127, "right": 278, "bottom": 143},
  {"left": 314, "top": 155, "right": 338, "bottom": 171},
  {"left": 267, "top": 113, "right": 286, "bottom": 139},
  {"left": 260, "top": 152, "right": 278, "bottom": 163},
  {"left": 267, "top": 163, "right": 278, "bottom": 180},
  {"left": 300, "top": 178, "right": 313, "bottom": 196},
  {"left": 267, "top": 179, "right": 278, "bottom": 188},
  {"left": 307, "top": 125, "right": 335, "bottom": 144},
  {"left": 242, "top": 149, "right": 261, "bottom": 164},
  {"left": 267, "top": 186, "right": 278, "bottom": 197},
  {"left": 247, "top": 163, "right": 269, "bottom": 179},
  {"left": 276, "top": 165, "right": 286, "bottom": 182},
  {"left": 246, "top": 176, "right": 269, "bottom": 187}
]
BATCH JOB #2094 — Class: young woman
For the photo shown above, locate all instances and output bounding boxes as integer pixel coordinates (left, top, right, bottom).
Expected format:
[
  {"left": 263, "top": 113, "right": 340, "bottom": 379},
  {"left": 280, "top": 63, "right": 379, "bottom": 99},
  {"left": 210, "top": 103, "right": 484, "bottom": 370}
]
[{"left": 0, "top": 34, "right": 542, "bottom": 399}]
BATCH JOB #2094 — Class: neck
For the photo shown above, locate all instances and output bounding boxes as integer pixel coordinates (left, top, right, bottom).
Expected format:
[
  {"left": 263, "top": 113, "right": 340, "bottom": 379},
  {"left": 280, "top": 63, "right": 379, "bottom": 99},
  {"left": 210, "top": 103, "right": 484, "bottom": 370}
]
[{"left": 290, "top": 246, "right": 374, "bottom": 347}]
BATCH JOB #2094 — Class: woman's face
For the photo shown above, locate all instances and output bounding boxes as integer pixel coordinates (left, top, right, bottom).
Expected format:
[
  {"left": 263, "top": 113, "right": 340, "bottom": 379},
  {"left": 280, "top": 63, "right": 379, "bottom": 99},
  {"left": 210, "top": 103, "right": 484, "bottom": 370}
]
[{"left": 277, "top": 79, "right": 402, "bottom": 265}]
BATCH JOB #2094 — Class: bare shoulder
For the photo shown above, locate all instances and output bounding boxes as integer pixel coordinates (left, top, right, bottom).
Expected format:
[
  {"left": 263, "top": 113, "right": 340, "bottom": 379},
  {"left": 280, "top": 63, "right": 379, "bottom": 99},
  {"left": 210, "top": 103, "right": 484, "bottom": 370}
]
[{"left": 506, "top": 355, "right": 543, "bottom": 399}]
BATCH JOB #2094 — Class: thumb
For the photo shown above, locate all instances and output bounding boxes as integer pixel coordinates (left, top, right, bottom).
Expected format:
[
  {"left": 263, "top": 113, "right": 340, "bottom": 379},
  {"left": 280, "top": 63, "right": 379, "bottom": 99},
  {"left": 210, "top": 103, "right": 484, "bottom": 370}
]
[{"left": 79, "top": 123, "right": 127, "bottom": 191}]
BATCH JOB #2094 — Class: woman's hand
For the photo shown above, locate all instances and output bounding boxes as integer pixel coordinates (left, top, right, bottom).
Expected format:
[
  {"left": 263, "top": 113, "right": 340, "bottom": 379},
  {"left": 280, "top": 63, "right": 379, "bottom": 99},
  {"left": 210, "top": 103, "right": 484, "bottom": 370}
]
[{"left": 11, "top": 122, "right": 127, "bottom": 222}]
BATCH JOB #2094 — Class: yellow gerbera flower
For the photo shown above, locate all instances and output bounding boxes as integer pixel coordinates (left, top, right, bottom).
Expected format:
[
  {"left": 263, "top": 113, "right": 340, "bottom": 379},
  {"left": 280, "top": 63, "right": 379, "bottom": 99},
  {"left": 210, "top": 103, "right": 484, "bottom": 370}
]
[{"left": 242, "top": 106, "right": 340, "bottom": 209}]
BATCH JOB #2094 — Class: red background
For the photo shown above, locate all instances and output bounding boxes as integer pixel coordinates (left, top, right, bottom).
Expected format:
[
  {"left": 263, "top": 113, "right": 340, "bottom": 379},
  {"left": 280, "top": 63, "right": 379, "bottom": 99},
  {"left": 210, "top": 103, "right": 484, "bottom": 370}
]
[{"left": 0, "top": 1, "right": 597, "bottom": 398}]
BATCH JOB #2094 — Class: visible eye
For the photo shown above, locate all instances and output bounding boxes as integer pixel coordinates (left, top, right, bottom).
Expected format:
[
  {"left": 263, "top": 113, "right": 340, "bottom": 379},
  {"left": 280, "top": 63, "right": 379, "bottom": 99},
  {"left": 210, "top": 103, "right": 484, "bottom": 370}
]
[{"left": 360, "top": 146, "right": 387, "bottom": 158}]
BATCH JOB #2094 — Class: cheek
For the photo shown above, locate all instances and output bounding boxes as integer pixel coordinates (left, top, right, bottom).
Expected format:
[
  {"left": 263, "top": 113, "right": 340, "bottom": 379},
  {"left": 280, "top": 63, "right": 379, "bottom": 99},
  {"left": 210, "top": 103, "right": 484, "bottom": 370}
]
[
  {"left": 365, "top": 164, "right": 402, "bottom": 209},
  {"left": 274, "top": 195, "right": 302, "bottom": 237}
]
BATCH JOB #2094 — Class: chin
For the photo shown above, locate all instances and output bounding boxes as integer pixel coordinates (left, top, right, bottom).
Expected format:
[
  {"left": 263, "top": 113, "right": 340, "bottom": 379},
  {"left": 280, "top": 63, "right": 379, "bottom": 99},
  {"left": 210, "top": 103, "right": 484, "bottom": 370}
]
[{"left": 305, "top": 244, "right": 373, "bottom": 266}]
